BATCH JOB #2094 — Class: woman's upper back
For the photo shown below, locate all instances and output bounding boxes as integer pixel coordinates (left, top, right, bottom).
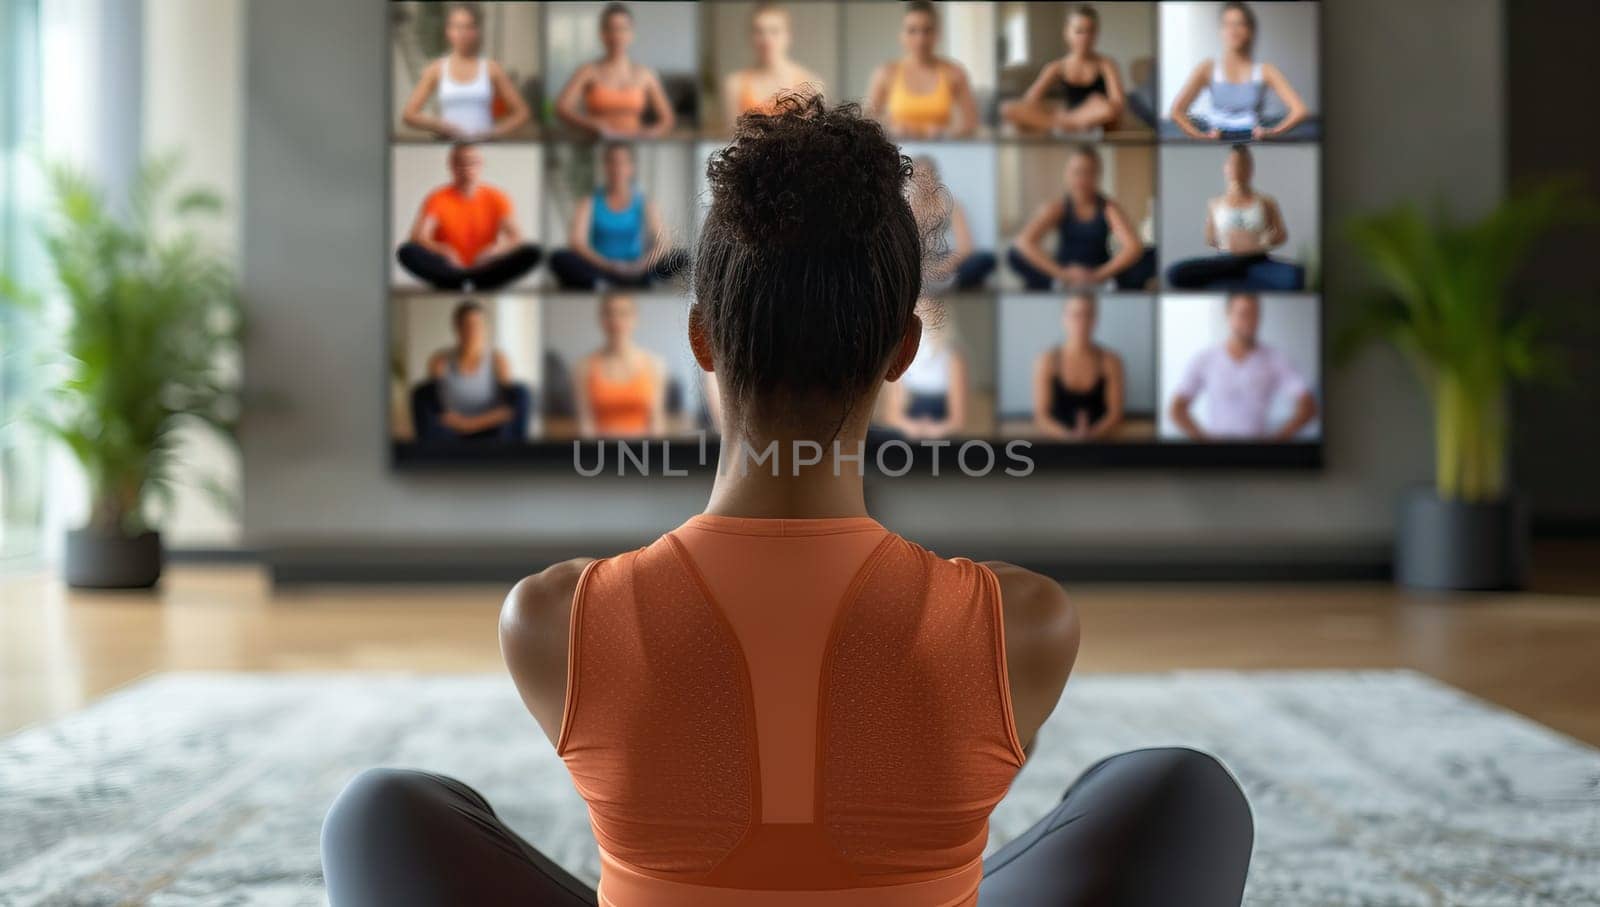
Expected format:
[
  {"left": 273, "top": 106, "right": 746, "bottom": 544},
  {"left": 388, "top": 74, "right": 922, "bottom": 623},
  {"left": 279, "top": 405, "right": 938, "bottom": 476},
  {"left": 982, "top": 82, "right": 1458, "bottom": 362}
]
[{"left": 503, "top": 516, "right": 1075, "bottom": 906}]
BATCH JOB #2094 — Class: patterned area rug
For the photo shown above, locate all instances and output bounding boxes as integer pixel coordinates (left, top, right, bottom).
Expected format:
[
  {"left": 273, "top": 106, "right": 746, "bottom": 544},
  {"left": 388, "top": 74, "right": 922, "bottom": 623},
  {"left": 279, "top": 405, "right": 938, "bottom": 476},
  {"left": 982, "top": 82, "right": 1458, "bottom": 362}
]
[{"left": 2, "top": 671, "right": 1597, "bottom": 906}]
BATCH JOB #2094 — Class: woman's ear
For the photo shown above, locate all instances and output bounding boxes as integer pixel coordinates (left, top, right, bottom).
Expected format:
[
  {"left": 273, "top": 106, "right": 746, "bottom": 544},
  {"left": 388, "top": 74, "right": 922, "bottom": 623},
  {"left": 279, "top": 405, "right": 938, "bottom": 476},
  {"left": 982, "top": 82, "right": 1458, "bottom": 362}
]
[
  {"left": 884, "top": 313, "right": 923, "bottom": 382},
  {"left": 688, "top": 306, "right": 715, "bottom": 373}
]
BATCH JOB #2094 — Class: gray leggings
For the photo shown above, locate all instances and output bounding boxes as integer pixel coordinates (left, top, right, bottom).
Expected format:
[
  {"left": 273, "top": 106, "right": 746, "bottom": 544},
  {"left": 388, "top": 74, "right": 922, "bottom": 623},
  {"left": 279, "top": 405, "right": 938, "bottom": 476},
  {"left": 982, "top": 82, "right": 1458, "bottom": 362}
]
[{"left": 321, "top": 747, "right": 1253, "bottom": 907}]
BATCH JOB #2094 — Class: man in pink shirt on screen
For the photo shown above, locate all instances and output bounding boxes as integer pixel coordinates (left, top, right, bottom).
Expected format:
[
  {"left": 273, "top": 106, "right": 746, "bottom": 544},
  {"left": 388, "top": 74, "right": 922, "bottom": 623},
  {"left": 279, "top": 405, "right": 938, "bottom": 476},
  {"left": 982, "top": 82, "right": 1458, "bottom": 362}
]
[{"left": 1170, "top": 292, "right": 1319, "bottom": 441}]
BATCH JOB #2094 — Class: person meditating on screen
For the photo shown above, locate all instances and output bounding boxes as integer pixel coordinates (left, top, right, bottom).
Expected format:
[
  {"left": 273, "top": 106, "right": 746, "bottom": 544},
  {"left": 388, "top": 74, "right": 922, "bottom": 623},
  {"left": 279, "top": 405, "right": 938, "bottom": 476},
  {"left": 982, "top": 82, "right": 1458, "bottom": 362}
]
[
  {"left": 864, "top": 1, "right": 980, "bottom": 139},
  {"left": 554, "top": 2, "right": 675, "bottom": 139},
  {"left": 572, "top": 294, "right": 665, "bottom": 438},
  {"left": 1001, "top": 4, "right": 1127, "bottom": 136},
  {"left": 881, "top": 299, "right": 969, "bottom": 438},
  {"left": 1170, "top": 292, "right": 1318, "bottom": 441},
  {"left": 548, "top": 143, "right": 688, "bottom": 290},
  {"left": 409, "top": 300, "right": 530, "bottom": 443},
  {"left": 399, "top": 2, "right": 531, "bottom": 142},
  {"left": 911, "top": 156, "right": 996, "bottom": 291},
  {"left": 722, "top": 3, "right": 824, "bottom": 129},
  {"left": 1167, "top": 144, "right": 1305, "bottom": 291},
  {"left": 1169, "top": 1, "right": 1308, "bottom": 142},
  {"left": 322, "top": 94, "right": 1254, "bottom": 907},
  {"left": 1032, "top": 292, "right": 1126, "bottom": 442},
  {"left": 1008, "top": 144, "right": 1152, "bottom": 291},
  {"left": 396, "top": 143, "right": 541, "bottom": 291}
]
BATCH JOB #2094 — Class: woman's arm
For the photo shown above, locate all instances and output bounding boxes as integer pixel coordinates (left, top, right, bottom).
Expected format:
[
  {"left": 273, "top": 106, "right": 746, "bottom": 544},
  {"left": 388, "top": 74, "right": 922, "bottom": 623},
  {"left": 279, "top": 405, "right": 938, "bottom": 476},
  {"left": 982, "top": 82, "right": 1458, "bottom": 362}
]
[
  {"left": 486, "top": 61, "right": 532, "bottom": 139},
  {"left": 567, "top": 196, "right": 609, "bottom": 268},
  {"left": 641, "top": 200, "right": 673, "bottom": 273},
  {"left": 647, "top": 355, "right": 667, "bottom": 434},
  {"left": 1019, "top": 59, "right": 1060, "bottom": 106},
  {"left": 938, "top": 350, "right": 969, "bottom": 436},
  {"left": 1086, "top": 351, "right": 1124, "bottom": 439},
  {"left": 1169, "top": 59, "right": 1215, "bottom": 139},
  {"left": 1031, "top": 352, "right": 1070, "bottom": 439},
  {"left": 642, "top": 69, "right": 675, "bottom": 138},
  {"left": 1204, "top": 198, "right": 1221, "bottom": 250},
  {"left": 1262, "top": 196, "right": 1288, "bottom": 249},
  {"left": 723, "top": 70, "right": 745, "bottom": 132},
  {"left": 1258, "top": 63, "right": 1307, "bottom": 138},
  {"left": 984, "top": 561, "right": 1078, "bottom": 755},
  {"left": 554, "top": 63, "right": 604, "bottom": 135},
  {"left": 949, "top": 202, "right": 974, "bottom": 264},
  {"left": 1014, "top": 199, "right": 1067, "bottom": 281},
  {"left": 501, "top": 558, "right": 596, "bottom": 745},
  {"left": 864, "top": 62, "right": 893, "bottom": 121},
  {"left": 573, "top": 355, "right": 594, "bottom": 437},
  {"left": 948, "top": 63, "right": 980, "bottom": 138},
  {"left": 400, "top": 61, "right": 459, "bottom": 138},
  {"left": 1091, "top": 200, "right": 1144, "bottom": 283},
  {"left": 1099, "top": 56, "right": 1127, "bottom": 126}
]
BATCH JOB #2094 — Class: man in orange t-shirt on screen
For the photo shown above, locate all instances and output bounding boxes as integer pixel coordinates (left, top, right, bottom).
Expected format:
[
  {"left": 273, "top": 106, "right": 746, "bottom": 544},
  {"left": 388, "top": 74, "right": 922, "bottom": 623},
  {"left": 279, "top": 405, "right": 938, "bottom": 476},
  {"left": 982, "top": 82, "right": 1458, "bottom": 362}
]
[{"left": 397, "top": 143, "right": 542, "bottom": 290}]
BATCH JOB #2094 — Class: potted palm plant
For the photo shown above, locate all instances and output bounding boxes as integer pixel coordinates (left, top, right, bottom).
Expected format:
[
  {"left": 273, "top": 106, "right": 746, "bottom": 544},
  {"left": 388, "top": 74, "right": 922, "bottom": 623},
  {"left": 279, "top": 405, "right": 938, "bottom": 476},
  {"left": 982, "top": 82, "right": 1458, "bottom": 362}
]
[
  {"left": 1342, "top": 183, "right": 1591, "bottom": 590},
  {"left": 0, "top": 156, "right": 240, "bottom": 588}
]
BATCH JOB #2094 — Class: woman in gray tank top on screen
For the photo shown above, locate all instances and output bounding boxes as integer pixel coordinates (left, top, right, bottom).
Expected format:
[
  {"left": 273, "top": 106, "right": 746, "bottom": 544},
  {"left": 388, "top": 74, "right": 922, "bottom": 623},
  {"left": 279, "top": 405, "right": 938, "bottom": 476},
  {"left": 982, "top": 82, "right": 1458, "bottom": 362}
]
[
  {"left": 1168, "top": 1, "right": 1308, "bottom": 142},
  {"left": 410, "top": 300, "right": 532, "bottom": 443}
]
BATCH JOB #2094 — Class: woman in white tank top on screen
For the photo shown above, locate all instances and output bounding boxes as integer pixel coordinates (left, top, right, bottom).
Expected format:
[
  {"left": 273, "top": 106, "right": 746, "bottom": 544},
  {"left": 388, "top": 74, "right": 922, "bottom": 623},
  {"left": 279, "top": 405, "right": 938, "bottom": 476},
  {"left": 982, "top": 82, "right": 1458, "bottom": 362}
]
[
  {"left": 1165, "top": 144, "right": 1305, "bottom": 291},
  {"left": 881, "top": 300, "right": 969, "bottom": 439},
  {"left": 400, "top": 2, "right": 532, "bottom": 141},
  {"left": 1168, "top": 1, "right": 1307, "bottom": 142}
]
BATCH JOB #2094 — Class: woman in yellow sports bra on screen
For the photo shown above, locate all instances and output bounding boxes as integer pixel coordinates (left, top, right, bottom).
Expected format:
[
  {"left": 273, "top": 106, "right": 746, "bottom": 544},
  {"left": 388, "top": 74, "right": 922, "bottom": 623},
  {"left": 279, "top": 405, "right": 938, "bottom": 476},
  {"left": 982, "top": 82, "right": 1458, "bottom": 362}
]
[
  {"left": 865, "top": 1, "right": 980, "bottom": 139},
  {"left": 322, "top": 96, "right": 1254, "bottom": 907},
  {"left": 554, "top": 2, "right": 675, "bottom": 139},
  {"left": 721, "top": 3, "right": 824, "bottom": 132}
]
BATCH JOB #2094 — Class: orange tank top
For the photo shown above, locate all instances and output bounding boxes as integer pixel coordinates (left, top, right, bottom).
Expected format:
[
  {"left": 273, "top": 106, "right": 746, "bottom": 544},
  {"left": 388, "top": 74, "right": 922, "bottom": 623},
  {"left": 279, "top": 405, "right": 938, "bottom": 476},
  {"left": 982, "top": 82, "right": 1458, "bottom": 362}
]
[
  {"left": 559, "top": 516, "right": 1027, "bottom": 907},
  {"left": 585, "top": 78, "right": 648, "bottom": 131},
  {"left": 585, "top": 357, "right": 655, "bottom": 435}
]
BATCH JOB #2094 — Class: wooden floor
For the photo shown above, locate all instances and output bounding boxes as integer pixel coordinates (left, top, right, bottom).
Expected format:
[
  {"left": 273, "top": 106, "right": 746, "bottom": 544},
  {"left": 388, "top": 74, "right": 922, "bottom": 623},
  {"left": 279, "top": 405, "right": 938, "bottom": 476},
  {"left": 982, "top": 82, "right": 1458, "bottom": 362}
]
[{"left": 4, "top": 545, "right": 1600, "bottom": 745}]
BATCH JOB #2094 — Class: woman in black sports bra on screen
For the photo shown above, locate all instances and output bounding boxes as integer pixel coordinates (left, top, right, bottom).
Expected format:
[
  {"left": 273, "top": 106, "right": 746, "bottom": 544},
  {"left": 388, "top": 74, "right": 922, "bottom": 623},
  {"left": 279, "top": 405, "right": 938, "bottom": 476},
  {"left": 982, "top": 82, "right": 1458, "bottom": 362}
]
[
  {"left": 1033, "top": 292, "right": 1125, "bottom": 441},
  {"left": 1002, "top": 4, "right": 1125, "bottom": 136},
  {"left": 1008, "top": 144, "right": 1152, "bottom": 291}
]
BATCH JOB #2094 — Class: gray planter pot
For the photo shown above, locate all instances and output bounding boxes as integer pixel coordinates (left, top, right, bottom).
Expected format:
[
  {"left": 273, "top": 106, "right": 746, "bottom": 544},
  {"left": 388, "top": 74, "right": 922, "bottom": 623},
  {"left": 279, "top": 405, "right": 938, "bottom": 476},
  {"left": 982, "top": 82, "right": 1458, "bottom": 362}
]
[
  {"left": 1396, "top": 489, "right": 1527, "bottom": 591},
  {"left": 64, "top": 529, "right": 163, "bottom": 589}
]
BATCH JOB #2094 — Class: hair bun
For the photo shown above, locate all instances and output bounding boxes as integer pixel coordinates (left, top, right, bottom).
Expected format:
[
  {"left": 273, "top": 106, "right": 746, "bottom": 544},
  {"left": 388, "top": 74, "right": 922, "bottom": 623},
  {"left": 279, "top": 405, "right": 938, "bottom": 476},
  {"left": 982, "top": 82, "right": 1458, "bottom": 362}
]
[{"left": 706, "top": 94, "right": 912, "bottom": 246}]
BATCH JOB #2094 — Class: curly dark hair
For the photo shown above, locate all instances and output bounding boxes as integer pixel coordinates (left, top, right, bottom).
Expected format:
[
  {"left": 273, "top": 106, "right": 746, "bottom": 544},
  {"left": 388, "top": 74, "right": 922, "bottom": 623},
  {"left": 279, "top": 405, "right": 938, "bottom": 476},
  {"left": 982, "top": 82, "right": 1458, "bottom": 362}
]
[{"left": 693, "top": 94, "right": 923, "bottom": 438}]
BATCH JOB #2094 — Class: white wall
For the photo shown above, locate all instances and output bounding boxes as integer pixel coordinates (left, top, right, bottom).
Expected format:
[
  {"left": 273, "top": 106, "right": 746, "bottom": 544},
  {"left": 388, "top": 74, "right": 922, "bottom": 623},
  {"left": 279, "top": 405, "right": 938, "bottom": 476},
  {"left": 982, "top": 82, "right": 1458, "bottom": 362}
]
[
  {"left": 1159, "top": 1, "right": 1321, "bottom": 117},
  {"left": 1156, "top": 293, "right": 1321, "bottom": 440},
  {"left": 144, "top": 0, "right": 243, "bottom": 548},
  {"left": 1159, "top": 144, "right": 1320, "bottom": 267},
  {"left": 998, "top": 294, "right": 1156, "bottom": 417},
  {"left": 389, "top": 144, "right": 543, "bottom": 289}
]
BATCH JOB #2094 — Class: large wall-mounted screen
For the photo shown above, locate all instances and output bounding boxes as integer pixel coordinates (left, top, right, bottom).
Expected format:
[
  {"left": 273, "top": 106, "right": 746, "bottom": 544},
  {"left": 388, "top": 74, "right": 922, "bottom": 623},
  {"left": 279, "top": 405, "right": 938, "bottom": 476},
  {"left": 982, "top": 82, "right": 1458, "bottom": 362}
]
[{"left": 388, "top": 0, "right": 1323, "bottom": 468}]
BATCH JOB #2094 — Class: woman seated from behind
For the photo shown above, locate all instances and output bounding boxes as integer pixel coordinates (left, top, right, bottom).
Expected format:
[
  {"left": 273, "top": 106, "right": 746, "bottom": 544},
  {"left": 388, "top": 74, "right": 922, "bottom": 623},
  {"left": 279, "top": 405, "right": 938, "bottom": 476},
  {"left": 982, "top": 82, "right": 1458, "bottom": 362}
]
[{"left": 323, "top": 96, "right": 1253, "bottom": 907}]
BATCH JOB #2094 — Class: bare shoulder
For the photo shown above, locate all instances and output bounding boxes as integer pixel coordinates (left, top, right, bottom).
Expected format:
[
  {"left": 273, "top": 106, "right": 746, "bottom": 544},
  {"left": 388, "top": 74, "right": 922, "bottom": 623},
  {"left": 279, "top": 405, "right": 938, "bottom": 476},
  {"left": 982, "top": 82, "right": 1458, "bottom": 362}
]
[
  {"left": 500, "top": 558, "right": 594, "bottom": 652},
  {"left": 500, "top": 557, "right": 596, "bottom": 742},
  {"left": 981, "top": 561, "right": 1078, "bottom": 751}
]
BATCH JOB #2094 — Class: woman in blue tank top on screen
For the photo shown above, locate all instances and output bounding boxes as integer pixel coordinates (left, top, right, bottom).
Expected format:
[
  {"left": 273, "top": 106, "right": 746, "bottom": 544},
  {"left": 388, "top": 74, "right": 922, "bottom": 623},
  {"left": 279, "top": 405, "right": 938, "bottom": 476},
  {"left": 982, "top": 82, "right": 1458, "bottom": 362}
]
[
  {"left": 1007, "top": 144, "right": 1154, "bottom": 292},
  {"left": 549, "top": 142, "right": 688, "bottom": 290},
  {"left": 1169, "top": 1, "right": 1308, "bottom": 142}
]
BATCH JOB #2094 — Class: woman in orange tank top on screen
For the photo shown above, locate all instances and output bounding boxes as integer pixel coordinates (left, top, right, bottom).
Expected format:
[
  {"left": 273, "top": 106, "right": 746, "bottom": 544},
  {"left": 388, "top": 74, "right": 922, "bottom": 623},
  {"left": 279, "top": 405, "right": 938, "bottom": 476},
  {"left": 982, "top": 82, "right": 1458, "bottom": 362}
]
[
  {"left": 721, "top": 3, "right": 824, "bottom": 132},
  {"left": 323, "top": 97, "right": 1254, "bottom": 907},
  {"left": 554, "top": 3, "right": 675, "bottom": 139},
  {"left": 574, "top": 294, "right": 664, "bottom": 438}
]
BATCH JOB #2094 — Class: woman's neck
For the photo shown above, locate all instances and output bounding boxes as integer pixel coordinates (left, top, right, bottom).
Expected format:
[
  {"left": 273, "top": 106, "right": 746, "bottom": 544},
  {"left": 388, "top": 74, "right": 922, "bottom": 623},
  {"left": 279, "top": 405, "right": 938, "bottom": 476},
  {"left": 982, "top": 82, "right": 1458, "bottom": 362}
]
[
  {"left": 1224, "top": 49, "right": 1252, "bottom": 66},
  {"left": 603, "top": 338, "right": 633, "bottom": 356},
  {"left": 603, "top": 49, "right": 628, "bottom": 67},
  {"left": 704, "top": 422, "right": 872, "bottom": 520},
  {"left": 1064, "top": 335, "right": 1093, "bottom": 355},
  {"left": 905, "top": 50, "right": 936, "bottom": 66},
  {"left": 449, "top": 48, "right": 477, "bottom": 62}
]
